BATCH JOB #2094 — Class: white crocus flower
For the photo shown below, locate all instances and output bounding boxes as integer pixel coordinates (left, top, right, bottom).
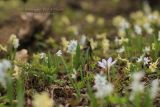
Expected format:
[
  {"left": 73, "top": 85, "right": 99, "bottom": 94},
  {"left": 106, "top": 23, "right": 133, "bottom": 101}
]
[
  {"left": 71, "top": 69, "right": 77, "bottom": 79},
  {"left": 94, "top": 74, "right": 114, "bottom": 98},
  {"left": 1, "top": 60, "right": 12, "bottom": 70},
  {"left": 39, "top": 53, "right": 46, "bottom": 59},
  {"left": 130, "top": 72, "right": 144, "bottom": 100},
  {"left": 132, "top": 72, "right": 144, "bottom": 82},
  {"left": 80, "top": 35, "right": 87, "bottom": 46},
  {"left": 143, "top": 46, "right": 150, "bottom": 53},
  {"left": 56, "top": 50, "right": 62, "bottom": 57},
  {"left": 67, "top": 40, "right": 78, "bottom": 54},
  {"left": 98, "top": 59, "right": 107, "bottom": 69},
  {"left": 137, "top": 55, "right": 150, "bottom": 66},
  {"left": 148, "top": 14, "right": 158, "bottom": 21},
  {"left": 143, "top": 57, "right": 150, "bottom": 65},
  {"left": 98, "top": 57, "right": 117, "bottom": 70},
  {"left": 13, "top": 38, "right": 19, "bottom": 49},
  {"left": 9, "top": 34, "right": 19, "bottom": 49},
  {"left": 143, "top": 23, "right": 151, "bottom": 30},
  {"left": 134, "top": 25, "right": 142, "bottom": 35},
  {"left": 137, "top": 55, "right": 144, "bottom": 63},
  {"left": 120, "top": 19, "right": 130, "bottom": 30},
  {"left": 117, "top": 46, "right": 125, "bottom": 53},
  {"left": 151, "top": 79, "right": 159, "bottom": 99},
  {"left": 0, "top": 59, "right": 11, "bottom": 87},
  {"left": 143, "top": 23, "right": 153, "bottom": 35}
]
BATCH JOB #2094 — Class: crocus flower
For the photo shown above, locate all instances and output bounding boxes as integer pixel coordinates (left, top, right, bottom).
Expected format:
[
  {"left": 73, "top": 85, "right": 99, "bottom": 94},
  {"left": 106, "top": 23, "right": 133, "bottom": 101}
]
[
  {"left": 80, "top": 35, "right": 87, "bottom": 46},
  {"left": 94, "top": 74, "right": 114, "bottom": 98},
  {"left": 98, "top": 57, "right": 116, "bottom": 70},
  {"left": 137, "top": 55, "right": 144, "bottom": 63},
  {"left": 143, "top": 57, "right": 150, "bottom": 65},
  {"left": 134, "top": 25, "right": 142, "bottom": 35},
  {"left": 0, "top": 59, "right": 11, "bottom": 87},
  {"left": 56, "top": 50, "right": 62, "bottom": 57},
  {"left": 130, "top": 72, "right": 144, "bottom": 100},
  {"left": 9, "top": 34, "right": 19, "bottom": 49},
  {"left": 143, "top": 46, "right": 150, "bottom": 53},
  {"left": 71, "top": 69, "right": 77, "bottom": 79},
  {"left": 67, "top": 40, "right": 77, "bottom": 54},
  {"left": 117, "top": 46, "right": 125, "bottom": 53},
  {"left": 39, "top": 53, "right": 46, "bottom": 59}
]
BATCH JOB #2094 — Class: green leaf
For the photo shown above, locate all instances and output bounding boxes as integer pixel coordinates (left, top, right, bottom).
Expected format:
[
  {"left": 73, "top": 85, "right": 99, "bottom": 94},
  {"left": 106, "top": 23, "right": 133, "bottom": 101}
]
[
  {"left": 16, "top": 79, "right": 24, "bottom": 107},
  {"left": 73, "top": 44, "right": 81, "bottom": 69}
]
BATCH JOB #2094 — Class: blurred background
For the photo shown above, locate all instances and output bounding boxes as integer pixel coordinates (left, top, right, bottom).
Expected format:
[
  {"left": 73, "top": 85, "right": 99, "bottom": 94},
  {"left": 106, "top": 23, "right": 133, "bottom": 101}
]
[{"left": 0, "top": 0, "right": 159, "bottom": 52}]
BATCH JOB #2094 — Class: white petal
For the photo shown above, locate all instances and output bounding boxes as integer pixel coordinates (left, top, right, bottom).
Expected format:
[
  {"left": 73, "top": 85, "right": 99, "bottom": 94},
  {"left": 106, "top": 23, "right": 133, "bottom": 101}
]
[
  {"left": 102, "top": 59, "right": 107, "bottom": 66},
  {"left": 107, "top": 57, "right": 112, "bottom": 64},
  {"left": 98, "top": 61, "right": 106, "bottom": 69},
  {"left": 111, "top": 60, "right": 117, "bottom": 66}
]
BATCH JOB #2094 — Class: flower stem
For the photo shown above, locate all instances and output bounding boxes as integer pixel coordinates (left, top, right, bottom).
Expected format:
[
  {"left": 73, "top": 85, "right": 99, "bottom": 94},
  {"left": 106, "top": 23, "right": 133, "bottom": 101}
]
[{"left": 107, "top": 67, "right": 111, "bottom": 82}]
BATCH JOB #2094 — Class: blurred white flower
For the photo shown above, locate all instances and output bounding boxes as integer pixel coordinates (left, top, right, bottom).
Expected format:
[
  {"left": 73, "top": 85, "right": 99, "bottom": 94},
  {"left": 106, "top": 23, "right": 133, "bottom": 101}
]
[
  {"left": 130, "top": 72, "right": 144, "bottom": 100},
  {"left": 151, "top": 79, "right": 159, "bottom": 99},
  {"left": 89, "top": 38, "right": 97, "bottom": 50},
  {"left": 39, "top": 53, "right": 46, "bottom": 59},
  {"left": 98, "top": 57, "right": 116, "bottom": 70},
  {"left": 94, "top": 74, "right": 114, "bottom": 98},
  {"left": 143, "top": 23, "right": 153, "bottom": 35},
  {"left": 71, "top": 69, "right": 77, "bottom": 79},
  {"left": 137, "top": 55, "right": 150, "bottom": 66},
  {"left": 113, "top": 16, "right": 130, "bottom": 37},
  {"left": 117, "top": 46, "right": 125, "bottom": 53},
  {"left": 0, "top": 59, "right": 11, "bottom": 87},
  {"left": 67, "top": 40, "right": 78, "bottom": 54},
  {"left": 102, "top": 39, "right": 110, "bottom": 53},
  {"left": 9, "top": 34, "right": 19, "bottom": 49},
  {"left": 147, "top": 28, "right": 154, "bottom": 35},
  {"left": 148, "top": 14, "right": 158, "bottom": 21},
  {"left": 118, "top": 28, "right": 126, "bottom": 37},
  {"left": 134, "top": 25, "right": 142, "bottom": 35},
  {"left": 80, "top": 35, "right": 87, "bottom": 46},
  {"left": 120, "top": 19, "right": 130, "bottom": 30},
  {"left": 143, "top": 23, "right": 150, "bottom": 30},
  {"left": 137, "top": 55, "right": 144, "bottom": 63},
  {"left": 113, "top": 16, "right": 129, "bottom": 30},
  {"left": 132, "top": 72, "right": 144, "bottom": 82},
  {"left": 143, "top": 46, "right": 150, "bottom": 53},
  {"left": 143, "top": 57, "right": 150, "bottom": 65},
  {"left": 13, "top": 39, "right": 19, "bottom": 49},
  {"left": 56, "top": 50, "right": 62, "bottom": 57},
  {"left": 114, "top": 37, "right": 129, "bottom": 45}
]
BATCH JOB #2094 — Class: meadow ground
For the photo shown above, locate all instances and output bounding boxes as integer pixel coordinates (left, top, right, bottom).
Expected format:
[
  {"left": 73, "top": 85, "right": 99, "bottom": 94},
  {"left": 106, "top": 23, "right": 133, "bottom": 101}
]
[{"left": 0, "top": 0, "right": 160, "bottom": 107}]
